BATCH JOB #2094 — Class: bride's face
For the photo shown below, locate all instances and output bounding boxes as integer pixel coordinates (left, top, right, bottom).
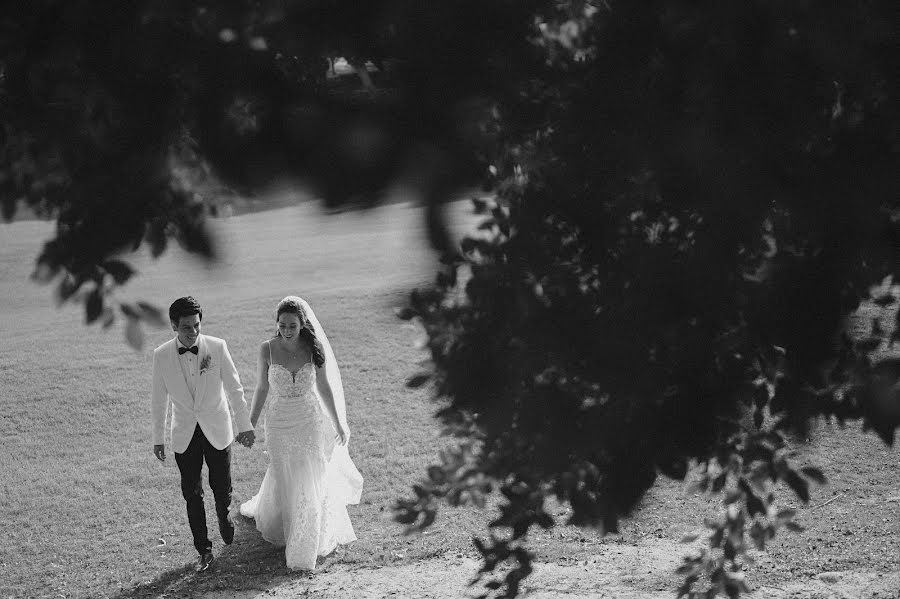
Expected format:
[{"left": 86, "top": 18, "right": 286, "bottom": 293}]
[{"left": 277, "top": 313, "right": 302, "bottom": 340}]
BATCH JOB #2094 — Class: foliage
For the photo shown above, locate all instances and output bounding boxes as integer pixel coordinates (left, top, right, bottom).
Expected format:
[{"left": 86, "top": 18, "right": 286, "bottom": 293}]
[
  {"left": 2, "top": 1, "right": 900, "bottom": 597},
  {"left": 394, "top": 1, "right": 900, "bottom": 597},
  {"left": 0, "top": 0, "right": 484, "bottom": 334}
]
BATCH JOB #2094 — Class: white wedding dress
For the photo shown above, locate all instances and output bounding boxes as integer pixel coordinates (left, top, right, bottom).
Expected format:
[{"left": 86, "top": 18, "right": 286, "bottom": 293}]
[{"left": 239, "top": 353, "right": 363, "bottom": 570}]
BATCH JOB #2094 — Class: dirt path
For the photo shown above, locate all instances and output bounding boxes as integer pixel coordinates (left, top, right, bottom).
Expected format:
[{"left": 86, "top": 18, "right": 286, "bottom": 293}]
[{"left": 199, "top": 538, "right": 900, "bottom": 599}]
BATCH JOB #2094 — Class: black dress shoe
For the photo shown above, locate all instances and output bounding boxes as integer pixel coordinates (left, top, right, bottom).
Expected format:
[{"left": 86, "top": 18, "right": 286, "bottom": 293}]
[
  {"left": 219, "top": 515, "right": 235, "bottom": 545},
  {"left": 195, "top": 551, "right": 214, "bottom": 573}
]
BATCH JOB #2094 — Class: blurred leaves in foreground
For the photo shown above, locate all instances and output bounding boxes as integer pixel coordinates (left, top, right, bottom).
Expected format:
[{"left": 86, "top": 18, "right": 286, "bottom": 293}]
[{"left": 2, "top": 1, "right": 900, "bottom": 597}]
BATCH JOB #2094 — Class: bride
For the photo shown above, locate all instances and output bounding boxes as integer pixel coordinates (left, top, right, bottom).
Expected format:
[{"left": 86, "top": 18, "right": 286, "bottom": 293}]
[{"left": 240, "top": 296, "right": 363, "bottom": 570}]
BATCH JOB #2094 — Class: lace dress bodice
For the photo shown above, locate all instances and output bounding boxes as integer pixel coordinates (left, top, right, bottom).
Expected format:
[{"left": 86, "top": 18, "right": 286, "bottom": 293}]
[
  {"left": 264, "top": 359, "right": 337, "bottom": 462},
  {"left": 269, "top": 360, "right": 316, "bottom": 392},
  {"left": 266, "top": 362, "right": 322, "bottom": 425}
]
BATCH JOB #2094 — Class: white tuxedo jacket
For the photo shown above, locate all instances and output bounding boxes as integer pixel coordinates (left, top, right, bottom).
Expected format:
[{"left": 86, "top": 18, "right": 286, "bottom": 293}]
[{"left": 151, "top": 334, "right": 253, "bottom": 453}]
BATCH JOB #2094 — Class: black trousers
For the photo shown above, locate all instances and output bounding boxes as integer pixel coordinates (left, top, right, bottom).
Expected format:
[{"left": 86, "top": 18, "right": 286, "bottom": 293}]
[{"left": 174, "top": 424, "right": 232, "bottom": 554}]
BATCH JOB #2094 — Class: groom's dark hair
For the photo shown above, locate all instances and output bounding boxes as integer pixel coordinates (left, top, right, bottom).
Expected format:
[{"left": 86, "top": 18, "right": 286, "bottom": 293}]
[{"left": 169, "top": 296, "right": 203, "bottom": 324}]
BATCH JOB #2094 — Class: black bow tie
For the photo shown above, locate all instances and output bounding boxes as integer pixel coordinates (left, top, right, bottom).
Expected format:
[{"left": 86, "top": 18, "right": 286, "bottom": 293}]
[{"left": 178, "top": 345, "right": 198, "bottom": 355}]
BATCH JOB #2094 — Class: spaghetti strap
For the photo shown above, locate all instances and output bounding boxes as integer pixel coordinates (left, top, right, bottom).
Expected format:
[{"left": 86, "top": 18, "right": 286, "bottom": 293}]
[{"left": 267, "top": 339, "right": 273, "bottom": 364}]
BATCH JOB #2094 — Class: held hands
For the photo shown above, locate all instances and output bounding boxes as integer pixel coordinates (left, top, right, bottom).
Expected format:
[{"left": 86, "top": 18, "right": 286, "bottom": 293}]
[
  {"left": 335, "top": 424, "right": 350, "bottom": 447},
  {"left": 235, "top": 429, "right": 256, "bottom": 448},
  {"left": 154, "top": 432, "right": 254, "bottom": 459}
]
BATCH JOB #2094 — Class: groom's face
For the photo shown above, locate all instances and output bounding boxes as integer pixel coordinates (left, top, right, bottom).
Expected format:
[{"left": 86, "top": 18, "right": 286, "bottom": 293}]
[{"left": 173, "top": 314, "right": 201, "bottom": 347}]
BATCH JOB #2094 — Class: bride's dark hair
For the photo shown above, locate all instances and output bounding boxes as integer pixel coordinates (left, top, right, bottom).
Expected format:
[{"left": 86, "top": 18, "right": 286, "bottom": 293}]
[{"left": 275, "top": 297, "right": 326, "bottom": 367}]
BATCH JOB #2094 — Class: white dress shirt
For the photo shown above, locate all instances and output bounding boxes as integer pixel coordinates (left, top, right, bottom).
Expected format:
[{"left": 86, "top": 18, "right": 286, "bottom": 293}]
[{"left": 176, "top": 338, "right": 198, "bottom": 398}]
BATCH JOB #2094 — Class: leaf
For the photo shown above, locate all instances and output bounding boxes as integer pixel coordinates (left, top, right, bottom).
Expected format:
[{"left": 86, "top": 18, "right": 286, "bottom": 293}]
[
  {"left": 460, "top": 237, "right": 479, "bottom": 254},
  {"left": 120, "top": 303, "right": 141, "bottom": 319},
  {"left": 659, "top": 456, "right": 688, "bottom": 480},
  {"left": 536, "top": 512, "right": 554, "bottom": 528},
  {"left": 102, "top": 259, "right": 135, "bottom": 285},
  {"left": 724, "top": 489, "right": 742, "bottom": 504},
  {"left": 136, "top": 302, "right": 168, "bottom": 328},
  {"left": 710, "top": 527, "right": 724, "bottom": 548},
  {"left": 512, "top": 519, "right": 530, "bottom": 539},
  {"left": 438, "top": 252, "right": 464, "bottom": 266},
  {"left": 394, "top": 509, "right": 418, "bottom": 525},
  {"left": 873, "top": 294, "right": 896, "bottom": 307},
  {"left": 680, "top": 533, "right": 700, "bottom": 543},
  {"left": 86, "top": 288, "right": 104, "bottom": 324},
  {"left": 855, "top": 337, "right": 883, "bottom": 354},
  {"left": 420, "top": 509, "right": 437, "bottom": 528},
  {"left": 395, "top": 306, "right": 417, "bottom": 320},
  {"left": 1, "top": 195, "right": 17, "bottom": 221},
  {"left": 471, "top": 197, "right": 489, "bottom": 214},
  {"left": 57, "top": 275, "right": 84, "bottom": 303},
  {"left": 784, "top": 521, "right": 804, "bottom": 532},
  {"left": 473, "top": 537, "right": 485, "bottom": 553},
  {"left": 749, "top": 521, "right": 766, "bottom": 550},
  {"left": 737, "top": 479, "right": 766, "bottom": 516},
  {"left": 125, "top": 316, "right": 145, "bottom": 350},
  {"left": 436, "top": 269, "right": 456, "bottom": 288},
  {"left": 784, "top": 470, "right": 810, "bottom": 503},
  {"left": 801, "top": 466, "right": 827, "bottom": 485},
  {"left": 775, "top": 509, "right": 796, "bottom": 521},
  {"left": 180, "top": 221, "right": 215, "bottom": 258},
  {"left": 745, "top": 490, "right": 766, "bottom": 517},
  {"left": 691, "top": 474, "right": 710, "bottom": 494},
  {"left": 869, "top": 418, "right": 896, "bottom": 446},
  {"left": 31, "top": 260, "right": 60, "bottom": 284},
  {"left": 406, "top": 373, "right": 432, "bottom": 388},
  {"left": 145, "top": 220, "right": 168, "bottom": 258},
  {"left": 711, "top": 472, "right": 727, "bottom": 493},
  {"left": 427, "top": 466, "right": 447, "bottom": 484},
  {"left": 753, "top": 409, "right": 764, "bottom": 429}
]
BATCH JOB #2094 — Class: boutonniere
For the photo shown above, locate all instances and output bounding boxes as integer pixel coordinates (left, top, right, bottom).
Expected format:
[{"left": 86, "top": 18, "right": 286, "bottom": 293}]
[{"left": 199, "top": 354, "right": 212, "bottom": 374}]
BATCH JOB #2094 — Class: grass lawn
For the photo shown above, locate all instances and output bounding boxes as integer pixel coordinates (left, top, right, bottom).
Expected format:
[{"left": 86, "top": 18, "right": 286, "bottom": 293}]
[
  {"left": 1, "top": 199, "right": 898, "bottom": 599},
  {"left": 0, "top": 200, "right": 486, "bottom": 598}
]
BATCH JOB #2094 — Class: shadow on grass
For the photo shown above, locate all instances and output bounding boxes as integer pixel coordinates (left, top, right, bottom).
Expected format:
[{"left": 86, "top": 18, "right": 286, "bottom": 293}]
[{"left": 109, "top": 515, "right": 316, "bottom": 599}]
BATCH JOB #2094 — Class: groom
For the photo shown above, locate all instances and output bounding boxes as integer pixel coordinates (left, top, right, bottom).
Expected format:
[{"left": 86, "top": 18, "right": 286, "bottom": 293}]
[{"left": 151, "top": 296, "right": 256, "bottom": 572}]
